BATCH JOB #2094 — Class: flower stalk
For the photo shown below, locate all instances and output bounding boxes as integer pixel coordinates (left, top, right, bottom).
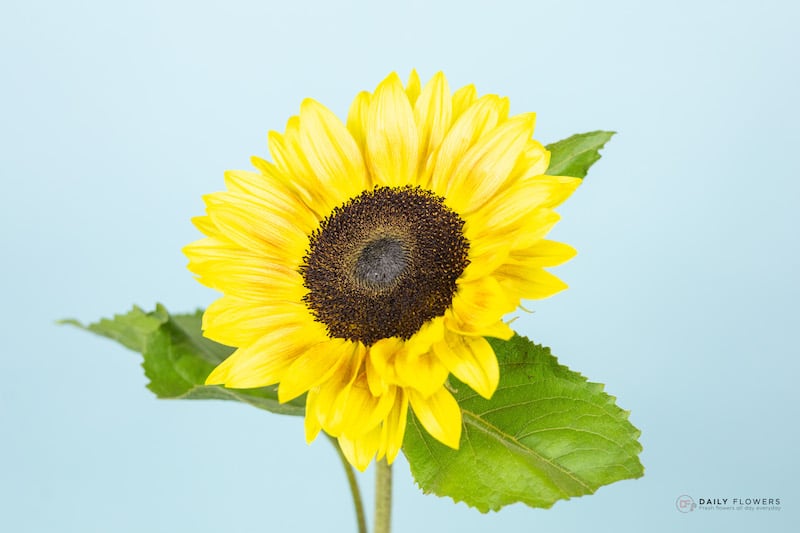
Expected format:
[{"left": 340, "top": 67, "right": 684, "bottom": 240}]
[
  {"left": 329, "top": 436, "right": 367, "bottom": 533},
  {"left": 374, "top": 459, "right": 393, "bottom": 533}
]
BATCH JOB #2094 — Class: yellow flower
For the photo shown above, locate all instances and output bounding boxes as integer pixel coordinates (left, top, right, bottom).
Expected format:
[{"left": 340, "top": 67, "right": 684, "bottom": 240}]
[{"left": 184, "top": 71, "right": 580, "bottom": 471}]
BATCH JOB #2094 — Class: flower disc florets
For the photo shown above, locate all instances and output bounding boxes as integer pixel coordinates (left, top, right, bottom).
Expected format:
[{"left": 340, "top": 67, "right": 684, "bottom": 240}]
[{"left": 301, "top": 186, "right": 469, "bottom": 346}]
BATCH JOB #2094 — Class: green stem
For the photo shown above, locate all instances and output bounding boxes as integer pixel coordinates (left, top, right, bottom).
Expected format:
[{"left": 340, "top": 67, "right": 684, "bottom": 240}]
[
  {"left": 374, "top": 459, "right": 393, "bottom": 533},
  {"left": 328, "top": 435, "right": 367, "bottom": 533}
]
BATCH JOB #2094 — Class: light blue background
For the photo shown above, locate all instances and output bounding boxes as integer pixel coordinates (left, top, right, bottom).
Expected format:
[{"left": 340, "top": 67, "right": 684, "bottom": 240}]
[{"left": 2, "top": 0, "right": 798, "bottom": 531}]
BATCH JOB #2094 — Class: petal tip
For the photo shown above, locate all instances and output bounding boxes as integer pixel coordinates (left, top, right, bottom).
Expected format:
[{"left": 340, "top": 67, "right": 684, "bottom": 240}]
[{"left": 204, "top": 364, "right": 227, "bottom": 386}]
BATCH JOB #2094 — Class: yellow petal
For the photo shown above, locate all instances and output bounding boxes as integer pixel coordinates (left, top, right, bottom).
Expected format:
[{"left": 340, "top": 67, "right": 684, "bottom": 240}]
[
  {"left": 480, "top": 175, "right": 580, "bottom": 215},
  {"left": 346, "top": 90, "right": 371, "bottom": 155},
  {"left": 298, "top": 98, "right": 367, "bottom": 201},
  {"left": 366, "top": 319, "right": 447, "bottom": 396},
  {"left": 208, "top": 263, "right": 304, "bottom": 302},
  {"left": 312, "top": 346, "right": 366, "bottom": 434},
  {"left": 184, "top": 235, "right": 262, "bottom": 289},
  {"left": 377, "top": 388, "right": 408, "bottom": 463},
  {"left": 395, "top": 348, "right": 449, "bottom": 398},
  {"left": 266, "top": 117, "right": 320, "bottom": 213},
  {"left": 444, "top": 113, "right": 537, "bottom": 215},
  {"left": 205, "top": 322, "right": 324, "bottom": 388},
  {"left": 509, "top": 139, "right": 550, "bottom": 180},
  {"left": 447, "top": 276, "right": 518, "bottom": 331},
  {"left": 185, "top": 237, "right": 304, "bottom": 301},
  {"left": 191, "top": 215, "right": 217, "bottom": 237},
  {"left": 432, "top": 333, "right": 499, "bottom": 399},
  {"left": 495, "top": 265, "right": 569, "bottom": 300},
  {"left": 513, "top": 209, "right": 563, "bottom": 250},
  {"left": 250, "top": 154, "right": 318, "bottom": 215},
  {"left": 414, "top": 72, "right": 452, "bottom": 165},
  {"left": 367, "top": 337, "right": 402, "bottom": 395},
  {"left": 428, "top": 94, "right": 509, "bottom": 199},
  {"left": 467, "top": 176, "right": 567, "bottom": 238},
  {"left": 304, "top": 388, "right": 322, "bottom": 443},
  {"left": 266, "top": 118, "right": 299, "bottom": 174},
  {"left": 403, "top": 317, "right": 446, "bottom": 356},
  {"left": 464, "top": 208, "right": 561, "bottom": 279},
  {"left": 223, "top": 170, "right": 318, "bottom": 235},
  {"left": 204, "top": 192, "right": 307, "bottom": 263},
  {"left": 480, "top": 320, "right": 515, "bottom": 340},
  {"left": 508, "top": 239, "right": 577, "bottom": 267},
  {"left": 460, "top": 234, "right": 514, "bottom": 282},
  {"left": 527, "top": 175, "right": 582, "bottom": 208},
  {"left": 405, "top": 69, "right": 421, "bottom": 106},
  {"left": 366, "top": 72, "right": 420, "bottom": 187},
  {"left": 202, "top": 298, "right": 312, "bottom": 347},
  {"left": 408, "top": 387, "right": 462, "bottom": 449},
  {"left": 313, "top": 380, "right": 345, "bottom": 434},
  {"left": 267, "top": 116, "right": 346, "bottom": 219},
  {"left": 451, "top": 83, "right": 477, "bottom": 121},
  {"left": 338, "top": 374, "right": 396, "bottom": 437},
  {"left": 338, "top": 426, "right": 382, "bottom": 472},
  {"left": 278, "top": 339, "right": 355, "bottom": 402}
]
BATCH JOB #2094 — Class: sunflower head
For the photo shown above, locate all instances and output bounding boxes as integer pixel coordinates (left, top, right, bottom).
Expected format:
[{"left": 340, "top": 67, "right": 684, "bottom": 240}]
[{"left": 184, "top": 71, "right": 580, "bottom": 471}]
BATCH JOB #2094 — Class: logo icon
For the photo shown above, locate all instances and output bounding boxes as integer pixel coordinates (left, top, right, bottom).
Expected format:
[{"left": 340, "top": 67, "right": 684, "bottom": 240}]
[{"left": 676, "top": 494, "right": 696, "bottom": 513}]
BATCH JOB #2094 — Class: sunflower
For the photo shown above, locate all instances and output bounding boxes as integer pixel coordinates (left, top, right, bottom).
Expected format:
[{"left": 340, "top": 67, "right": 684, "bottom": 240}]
[{"left": 184, "top": 71, "right": 580, "bottom": 471}]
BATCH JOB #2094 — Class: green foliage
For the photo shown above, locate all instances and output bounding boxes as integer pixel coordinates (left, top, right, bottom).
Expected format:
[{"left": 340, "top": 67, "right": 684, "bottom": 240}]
[
  {"left": 62, "top": 305, "right": 305, "bottom": 415},
  {"left": 66, "top": 307, "right": 642, "bottom": 511},
  {"left": 402, "top": 335, "right": 643, "bottom": 512},
  {"left": 546, "top": 131, "right": 615, "bottom": 178},
  {"left": 60, "top": 305, "right": 167, "bottom": 353}
]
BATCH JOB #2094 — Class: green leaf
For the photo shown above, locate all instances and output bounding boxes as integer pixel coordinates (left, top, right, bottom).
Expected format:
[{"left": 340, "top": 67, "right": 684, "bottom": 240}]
[
  {"left": 546, "top": 131, "right": 615, "bottom": 178},
  {"left": 60, "top": 305, "right": 169, "bottom": 353},
  {"left": 62, "top": 305, "right": 306, "bottom": 416},
  {"left": 402, "top": 334, "right": 643, "bottom": 512}
]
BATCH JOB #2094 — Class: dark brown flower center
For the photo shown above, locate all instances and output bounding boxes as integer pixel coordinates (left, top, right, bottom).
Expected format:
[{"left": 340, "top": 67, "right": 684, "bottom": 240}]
[{"left": 300, "top": 186, "right": 469, "bottom": 346}]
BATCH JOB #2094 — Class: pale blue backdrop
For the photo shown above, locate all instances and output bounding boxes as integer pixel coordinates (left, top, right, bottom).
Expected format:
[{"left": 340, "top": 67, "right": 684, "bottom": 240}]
[{"left": 2, "top": 0, "right": 797, "bottom": 532}]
